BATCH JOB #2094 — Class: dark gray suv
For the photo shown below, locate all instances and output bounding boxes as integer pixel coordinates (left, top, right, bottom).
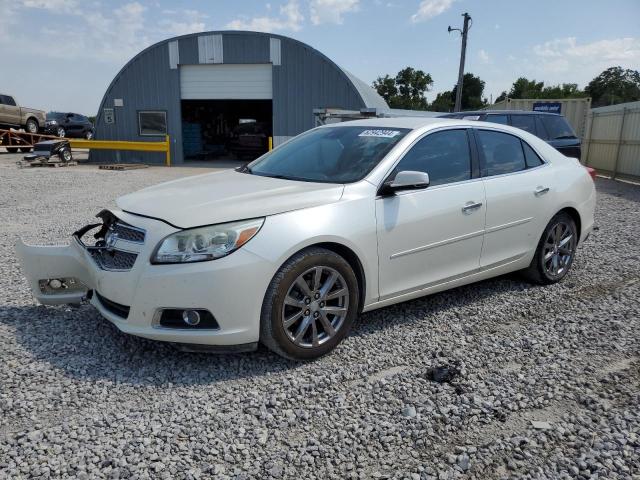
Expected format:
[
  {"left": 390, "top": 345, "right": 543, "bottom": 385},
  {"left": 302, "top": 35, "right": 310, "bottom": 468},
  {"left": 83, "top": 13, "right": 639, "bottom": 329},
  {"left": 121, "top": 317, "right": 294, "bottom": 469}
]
[{"left": 440, "top": 110, "right": 581, "bottom": 159}]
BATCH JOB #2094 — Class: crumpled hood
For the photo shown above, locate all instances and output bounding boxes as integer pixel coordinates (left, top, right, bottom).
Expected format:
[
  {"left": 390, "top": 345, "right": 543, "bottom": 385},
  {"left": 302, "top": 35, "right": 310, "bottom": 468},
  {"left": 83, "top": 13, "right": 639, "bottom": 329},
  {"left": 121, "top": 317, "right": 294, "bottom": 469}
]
[{"left": 116, "top": 169, "right": 344, "bottom": 228}]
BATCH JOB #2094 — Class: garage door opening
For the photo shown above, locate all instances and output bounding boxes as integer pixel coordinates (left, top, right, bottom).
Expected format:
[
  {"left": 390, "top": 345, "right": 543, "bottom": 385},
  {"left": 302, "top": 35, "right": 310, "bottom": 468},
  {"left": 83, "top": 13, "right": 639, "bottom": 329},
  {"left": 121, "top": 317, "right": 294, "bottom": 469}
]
[{"left": 181, "top": 100, "right": 273, "bottom": 161}]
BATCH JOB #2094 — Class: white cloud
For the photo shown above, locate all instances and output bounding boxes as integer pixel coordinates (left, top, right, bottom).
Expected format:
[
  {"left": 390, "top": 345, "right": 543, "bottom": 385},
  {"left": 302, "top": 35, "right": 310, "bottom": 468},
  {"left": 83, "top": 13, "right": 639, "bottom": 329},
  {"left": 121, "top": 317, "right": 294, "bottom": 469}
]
[
  {"left": 226, "top": 0, "right": 304, "bottom": 32},
  {"left": 478, "top": 49, "right": 489, "bottom": 63},
  {"left": 21, "top": 0, "right": 76, "bottom": 10},
  {"left": 411, "top": 0, "right": 455, "bottom": 23},
  {"left": 160, "top": 9, "right": 208, "bottom": 36},
  {"left": 310, "top": 0, "right": 359, "bottom": 25},
  {"left": 529, "top": 37, "right": 640, "bottom": 79}
]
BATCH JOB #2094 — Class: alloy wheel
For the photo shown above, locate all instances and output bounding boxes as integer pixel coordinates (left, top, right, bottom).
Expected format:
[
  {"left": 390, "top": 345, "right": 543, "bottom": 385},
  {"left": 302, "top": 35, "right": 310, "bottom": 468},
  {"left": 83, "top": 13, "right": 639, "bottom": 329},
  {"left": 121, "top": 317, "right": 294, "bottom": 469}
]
[
  {"left": 542, "top": 221, "right": 575, "bottom": 279},
  {"left": 282, "top": 266, "right": 349, "bottom": 348},
  {"left": 57, "top": 128, "right": 66, "bottom": 137}
]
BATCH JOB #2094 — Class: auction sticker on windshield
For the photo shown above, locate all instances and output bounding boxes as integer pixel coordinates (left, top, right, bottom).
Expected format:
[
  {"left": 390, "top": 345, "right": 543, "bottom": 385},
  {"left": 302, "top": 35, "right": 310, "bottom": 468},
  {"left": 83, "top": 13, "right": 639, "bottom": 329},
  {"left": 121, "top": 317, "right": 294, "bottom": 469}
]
[{"left": 358, "top": 129, "right": 401, "bottom": 138}]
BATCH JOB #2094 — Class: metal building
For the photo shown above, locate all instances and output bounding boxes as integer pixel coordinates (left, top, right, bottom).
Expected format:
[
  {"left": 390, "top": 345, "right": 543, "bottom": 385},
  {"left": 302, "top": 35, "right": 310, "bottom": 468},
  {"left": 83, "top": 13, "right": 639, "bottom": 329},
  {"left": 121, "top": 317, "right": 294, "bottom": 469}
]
[{"left": 93, "top": 31, "right": 388, "bottom": 165}]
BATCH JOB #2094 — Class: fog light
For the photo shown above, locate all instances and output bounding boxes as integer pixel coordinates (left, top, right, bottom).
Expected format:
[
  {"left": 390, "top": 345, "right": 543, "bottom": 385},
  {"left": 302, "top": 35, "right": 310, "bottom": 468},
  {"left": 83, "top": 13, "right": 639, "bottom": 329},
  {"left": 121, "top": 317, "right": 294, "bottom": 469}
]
[{"left": 182, "top": 310, "right": 201, "bottom": 326}]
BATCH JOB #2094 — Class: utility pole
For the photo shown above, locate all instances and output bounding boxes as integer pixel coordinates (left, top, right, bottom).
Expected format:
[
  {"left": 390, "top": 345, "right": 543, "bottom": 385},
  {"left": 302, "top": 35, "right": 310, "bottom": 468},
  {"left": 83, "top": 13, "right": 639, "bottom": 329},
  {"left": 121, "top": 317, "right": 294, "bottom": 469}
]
[{"left": 448, "top": 12, "right": 471, "bottom": 112}]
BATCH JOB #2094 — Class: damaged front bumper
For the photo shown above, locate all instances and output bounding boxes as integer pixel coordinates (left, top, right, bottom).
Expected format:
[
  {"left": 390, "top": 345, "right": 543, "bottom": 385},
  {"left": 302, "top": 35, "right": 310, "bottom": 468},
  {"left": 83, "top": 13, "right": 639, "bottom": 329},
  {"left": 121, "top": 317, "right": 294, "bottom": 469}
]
[{"left": 15, "top": 210, "right": 273, "bottom": 347}]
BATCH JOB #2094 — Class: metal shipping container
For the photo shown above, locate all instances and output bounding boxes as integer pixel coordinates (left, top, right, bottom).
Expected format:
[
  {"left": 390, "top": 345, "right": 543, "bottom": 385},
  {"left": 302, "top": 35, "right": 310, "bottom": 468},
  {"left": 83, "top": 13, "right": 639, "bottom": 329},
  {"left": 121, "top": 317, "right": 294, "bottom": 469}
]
[{"left": 490, "top": 97, "right": 592, "bottom": 138}]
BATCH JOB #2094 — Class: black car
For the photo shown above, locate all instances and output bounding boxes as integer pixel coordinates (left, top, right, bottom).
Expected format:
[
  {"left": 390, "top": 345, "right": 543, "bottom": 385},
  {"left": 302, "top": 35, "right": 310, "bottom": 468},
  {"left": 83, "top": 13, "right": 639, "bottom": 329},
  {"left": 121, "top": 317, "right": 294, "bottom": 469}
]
[
  {"left": 440, "top": 110, "right": 581, "bottom": 159},
  {"left": 44, "top": 112, "right": 94, "bottom": 139}
]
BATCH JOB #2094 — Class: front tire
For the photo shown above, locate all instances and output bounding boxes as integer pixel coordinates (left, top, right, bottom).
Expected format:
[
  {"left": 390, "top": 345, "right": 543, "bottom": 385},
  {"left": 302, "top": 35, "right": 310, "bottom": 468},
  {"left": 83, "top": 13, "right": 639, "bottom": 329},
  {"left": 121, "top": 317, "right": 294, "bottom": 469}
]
[
  {"left": 25, "top": 118, "right": 38, "bottom": 134},
  {"left": 6, "top": 147, "right": 19, "bottom": 153},
  {"left": 523, "top": 212, "right": 577, "bottom": 285},
  {"left": 260, "top": 247, "right": 359, "bottom": 360},
  {"left": 58, "top": 147, "right": 72, "bottom": 163}
]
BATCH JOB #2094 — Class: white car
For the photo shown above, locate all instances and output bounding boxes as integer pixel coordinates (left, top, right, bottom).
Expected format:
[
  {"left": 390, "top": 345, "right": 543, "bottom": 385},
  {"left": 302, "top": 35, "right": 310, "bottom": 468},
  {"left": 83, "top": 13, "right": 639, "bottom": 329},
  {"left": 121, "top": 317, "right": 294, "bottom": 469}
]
[{"left": 16, "top": 118, "right": 596, "bottom": 360}]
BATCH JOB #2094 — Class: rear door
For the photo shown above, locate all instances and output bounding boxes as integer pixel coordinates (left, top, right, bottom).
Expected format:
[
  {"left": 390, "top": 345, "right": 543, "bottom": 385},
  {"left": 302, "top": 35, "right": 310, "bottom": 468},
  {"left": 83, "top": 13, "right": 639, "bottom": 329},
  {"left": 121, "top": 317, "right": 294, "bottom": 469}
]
[
  {"left": 475, "top": 128, "right": 556, "bottom": 268},
  {"left": 376, "top": 128, "right": 486, "bottom": 299}
]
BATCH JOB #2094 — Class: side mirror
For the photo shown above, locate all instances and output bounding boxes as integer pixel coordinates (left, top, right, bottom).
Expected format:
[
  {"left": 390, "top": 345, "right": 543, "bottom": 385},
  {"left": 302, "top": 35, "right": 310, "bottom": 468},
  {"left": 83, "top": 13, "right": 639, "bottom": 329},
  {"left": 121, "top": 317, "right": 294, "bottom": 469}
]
[{"left": 381, "top": 170, "right": 430, "bottom": 195}]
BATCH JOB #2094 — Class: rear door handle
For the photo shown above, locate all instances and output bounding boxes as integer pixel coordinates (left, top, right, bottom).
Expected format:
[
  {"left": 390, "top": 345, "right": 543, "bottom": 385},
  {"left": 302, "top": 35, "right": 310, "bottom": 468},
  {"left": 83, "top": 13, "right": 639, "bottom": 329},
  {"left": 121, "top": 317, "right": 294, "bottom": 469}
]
[
  {"left": 462, "top": 201, "right": 483, "bottom": 213},
  {"left": 534, "top": 186, "right": 550, "bottom": 196}
]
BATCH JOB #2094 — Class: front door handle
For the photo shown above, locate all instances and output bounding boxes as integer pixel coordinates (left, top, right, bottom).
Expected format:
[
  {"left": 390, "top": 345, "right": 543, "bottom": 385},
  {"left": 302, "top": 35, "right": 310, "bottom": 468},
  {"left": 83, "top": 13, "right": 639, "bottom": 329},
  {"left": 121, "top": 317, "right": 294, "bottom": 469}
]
[
  {"left": 534, "top": 186, "right": 550, "bottom": 197},
  {"left": 462, "top": 201, "right": 483, "bottom": 213}
]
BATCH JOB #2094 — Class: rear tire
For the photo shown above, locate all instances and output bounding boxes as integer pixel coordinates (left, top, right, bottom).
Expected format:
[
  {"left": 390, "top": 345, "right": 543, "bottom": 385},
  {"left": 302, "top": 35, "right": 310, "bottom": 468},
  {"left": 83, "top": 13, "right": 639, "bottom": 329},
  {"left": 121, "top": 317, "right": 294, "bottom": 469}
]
[
  {"left": 6, "top": 147, "right": 18, "bottom": 153},
  {"left": 260, "top": 247, "right": 359, "bottom": 360},
  {"left": 523, "top": 212, "right": 577, "bottom": 285},
  {"left": 57, "top": 127, "right": 66, "bottom": 138},
  {"left": 85, "top": 130, "right": 94, "bottom": 140},
  {"left": 20, "top": 147, "right": 32, "bottom": 153},
  {"left": 25, "top": 118, "right": 38, "bottom": 134}
]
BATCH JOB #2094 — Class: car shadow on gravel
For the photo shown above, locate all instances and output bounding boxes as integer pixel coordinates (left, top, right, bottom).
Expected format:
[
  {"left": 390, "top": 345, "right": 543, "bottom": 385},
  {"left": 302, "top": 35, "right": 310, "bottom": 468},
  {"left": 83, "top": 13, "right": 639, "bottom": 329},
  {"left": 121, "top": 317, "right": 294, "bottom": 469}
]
[
  {"left": 351, "top": 272, "right": 540, "bottom": 338},
  {"left": 0, "top": 304, "right": 299, "bottom": 386}
]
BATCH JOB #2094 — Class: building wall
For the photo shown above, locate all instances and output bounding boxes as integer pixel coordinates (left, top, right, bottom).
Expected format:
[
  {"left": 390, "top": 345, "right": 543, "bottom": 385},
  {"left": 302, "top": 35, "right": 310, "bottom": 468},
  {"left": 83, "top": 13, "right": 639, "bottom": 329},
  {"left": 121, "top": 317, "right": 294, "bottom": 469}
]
[{"left": 93, "top": 31, "right": 378, "bottom": 164}]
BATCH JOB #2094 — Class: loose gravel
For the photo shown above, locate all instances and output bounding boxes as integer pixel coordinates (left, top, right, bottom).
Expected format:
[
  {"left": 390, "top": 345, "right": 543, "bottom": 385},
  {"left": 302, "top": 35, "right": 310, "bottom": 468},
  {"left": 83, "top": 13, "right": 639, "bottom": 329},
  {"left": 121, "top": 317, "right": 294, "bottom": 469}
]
[{"left": 1, "top": 153, "right": 639, "bottom": 479}]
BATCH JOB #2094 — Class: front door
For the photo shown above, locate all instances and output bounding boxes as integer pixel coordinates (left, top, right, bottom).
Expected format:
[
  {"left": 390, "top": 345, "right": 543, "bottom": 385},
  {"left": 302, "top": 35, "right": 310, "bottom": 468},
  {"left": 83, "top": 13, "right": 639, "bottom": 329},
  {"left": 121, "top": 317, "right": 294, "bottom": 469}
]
[{"left": 376, "top": 129, "right": 486, "bottom": 300}]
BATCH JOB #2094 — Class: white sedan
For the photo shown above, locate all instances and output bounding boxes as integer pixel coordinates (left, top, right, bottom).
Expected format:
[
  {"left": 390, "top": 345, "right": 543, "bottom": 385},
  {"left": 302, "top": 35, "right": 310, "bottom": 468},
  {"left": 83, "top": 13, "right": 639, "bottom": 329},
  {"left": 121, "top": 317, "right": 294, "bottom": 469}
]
[{"left": 17, "top": 118, "right": 596, "bottom": 360}]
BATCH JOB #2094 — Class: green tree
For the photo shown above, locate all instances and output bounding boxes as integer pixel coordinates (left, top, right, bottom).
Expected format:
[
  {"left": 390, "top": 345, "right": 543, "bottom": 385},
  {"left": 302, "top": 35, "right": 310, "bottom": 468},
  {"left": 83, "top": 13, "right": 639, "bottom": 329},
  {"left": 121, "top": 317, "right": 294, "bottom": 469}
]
[
  {"left": 373, "top": 67, "right": 433, "bottom": 110},
  {"left": 452, "top": 73, "right": 487, "bottom": 110},
  {"left": 585, "top": 66, "right": 640, "bottom": 107},
  {"left": 508, "top": 77, "right": 544, "bottom": 99},
  {"left": 430, "top": 73, "right": 488, "bottom": 111}
]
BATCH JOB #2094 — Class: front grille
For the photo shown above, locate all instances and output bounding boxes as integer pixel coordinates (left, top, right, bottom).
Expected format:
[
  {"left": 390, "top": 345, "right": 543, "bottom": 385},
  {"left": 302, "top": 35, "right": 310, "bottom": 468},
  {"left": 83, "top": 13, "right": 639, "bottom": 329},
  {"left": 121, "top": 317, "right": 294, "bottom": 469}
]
[
  {"left": 111, "top": 222, "right": 145, "bottom": 243},
  {"left": 89, "top": 249, "right": 138, "bottom": 271},
  {"left": 95, "top": 292, "right": 130, "bottom": 319}
]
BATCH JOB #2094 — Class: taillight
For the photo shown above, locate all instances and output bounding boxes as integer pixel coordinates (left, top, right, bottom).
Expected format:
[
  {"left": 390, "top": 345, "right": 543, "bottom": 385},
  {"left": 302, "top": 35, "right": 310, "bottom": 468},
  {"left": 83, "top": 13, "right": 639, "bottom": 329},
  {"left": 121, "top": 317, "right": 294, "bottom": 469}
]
[{"left": 585, "top": 167, "right": 597, "bottom": 181}]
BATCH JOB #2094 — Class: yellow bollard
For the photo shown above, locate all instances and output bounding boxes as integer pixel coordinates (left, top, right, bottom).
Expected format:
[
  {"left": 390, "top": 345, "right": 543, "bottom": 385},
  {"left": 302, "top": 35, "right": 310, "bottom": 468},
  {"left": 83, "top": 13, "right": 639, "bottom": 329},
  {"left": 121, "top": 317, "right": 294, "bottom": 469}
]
[{"left": 268, "top": 136, "right": 273, "bottom": 151}]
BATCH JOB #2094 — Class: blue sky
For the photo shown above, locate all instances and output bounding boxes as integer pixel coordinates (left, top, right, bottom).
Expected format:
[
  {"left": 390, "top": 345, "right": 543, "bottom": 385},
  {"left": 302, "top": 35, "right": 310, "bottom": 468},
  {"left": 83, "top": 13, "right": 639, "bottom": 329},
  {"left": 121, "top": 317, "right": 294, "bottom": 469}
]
[{"left": 1, "top": 0, "right": 638, "bottom": 115}]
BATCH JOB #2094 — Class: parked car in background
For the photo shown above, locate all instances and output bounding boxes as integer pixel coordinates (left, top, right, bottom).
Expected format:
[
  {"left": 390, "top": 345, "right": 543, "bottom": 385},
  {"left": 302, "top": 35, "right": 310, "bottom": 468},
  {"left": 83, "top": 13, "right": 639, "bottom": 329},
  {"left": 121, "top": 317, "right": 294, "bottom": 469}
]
[
  {"left": 228, "top": 121, "right": 270, "bottom": 159},
  {"left": 440, "top": 110, "right": 582, "bottom": 159},
  {"left": 45, "top": 112, "right": 94, "bottom": 139},
  {"left": 17, "top": 118, "right": 595, "bottom": 360},
  {"left": 0, "top": 93, "right": 45, "bottom": 134}
]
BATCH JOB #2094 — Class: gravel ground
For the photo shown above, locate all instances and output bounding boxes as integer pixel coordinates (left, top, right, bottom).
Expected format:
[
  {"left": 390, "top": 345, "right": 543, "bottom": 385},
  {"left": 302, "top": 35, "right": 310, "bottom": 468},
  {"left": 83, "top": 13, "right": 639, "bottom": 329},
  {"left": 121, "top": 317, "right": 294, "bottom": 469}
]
[{"left": 0, "top": 152, "right": 638, "bottom": 479}]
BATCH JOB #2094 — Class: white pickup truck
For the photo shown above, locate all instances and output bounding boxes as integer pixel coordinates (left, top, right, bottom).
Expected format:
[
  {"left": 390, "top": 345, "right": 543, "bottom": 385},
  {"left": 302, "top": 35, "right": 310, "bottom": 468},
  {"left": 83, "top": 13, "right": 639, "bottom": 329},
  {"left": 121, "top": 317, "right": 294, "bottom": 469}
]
[{"left": 0, "top": 93, "right": 46, "bottom": 135}]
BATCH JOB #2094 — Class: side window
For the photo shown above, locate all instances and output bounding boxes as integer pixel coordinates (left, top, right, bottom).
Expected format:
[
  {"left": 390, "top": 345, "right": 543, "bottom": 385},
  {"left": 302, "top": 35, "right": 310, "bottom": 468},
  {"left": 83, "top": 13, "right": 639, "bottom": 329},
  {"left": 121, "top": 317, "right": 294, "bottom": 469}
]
[
  {"left": 4, "top": 96, "right": 17, "bottom": 106},
  {"left": 540, "top": 116, "right": 576, "bottom": 140},
  {"left": 476, "top": 130, "right": 526, "bottom": 176},
  {"left": 0, "top": 95, "right": 5, "bottom": 105},
  {"left": 522, "top": 141, "right": 544, "bottom": 168},
  {"left": 511, "top": 115, "right": 536, "bottom": 134},
  {"left": 485, "top": 114, "right": 509, "bottom": 125},
  {"left": 394, "top": 129, "right": 472, "bottom": 187}
]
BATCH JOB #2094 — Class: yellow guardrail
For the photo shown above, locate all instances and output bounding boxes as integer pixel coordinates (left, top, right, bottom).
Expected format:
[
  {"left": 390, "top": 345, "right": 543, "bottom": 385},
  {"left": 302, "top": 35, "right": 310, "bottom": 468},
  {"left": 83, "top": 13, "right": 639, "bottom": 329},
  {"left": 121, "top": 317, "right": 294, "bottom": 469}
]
[{"left": 68, "top": 135, "right": 171, "bottom": 166}]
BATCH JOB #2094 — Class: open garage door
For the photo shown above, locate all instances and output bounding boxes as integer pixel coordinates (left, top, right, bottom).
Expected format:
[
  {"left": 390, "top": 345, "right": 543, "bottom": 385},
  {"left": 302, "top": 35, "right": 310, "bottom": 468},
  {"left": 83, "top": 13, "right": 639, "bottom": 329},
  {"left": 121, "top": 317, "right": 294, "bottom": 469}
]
[
  {"left": 180, "top": 64, "right": 273, "bottom": 162},
  {"left": 180, "top": 64, "right": 273, "bottom": 100}
]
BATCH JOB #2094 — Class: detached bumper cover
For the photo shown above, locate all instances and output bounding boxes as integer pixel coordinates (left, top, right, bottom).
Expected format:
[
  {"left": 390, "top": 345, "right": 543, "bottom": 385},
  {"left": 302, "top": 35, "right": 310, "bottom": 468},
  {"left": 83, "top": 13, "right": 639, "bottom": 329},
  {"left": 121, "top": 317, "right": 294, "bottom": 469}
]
[{"left": 15, "top": 210, "right": 274, "bottom": 346}]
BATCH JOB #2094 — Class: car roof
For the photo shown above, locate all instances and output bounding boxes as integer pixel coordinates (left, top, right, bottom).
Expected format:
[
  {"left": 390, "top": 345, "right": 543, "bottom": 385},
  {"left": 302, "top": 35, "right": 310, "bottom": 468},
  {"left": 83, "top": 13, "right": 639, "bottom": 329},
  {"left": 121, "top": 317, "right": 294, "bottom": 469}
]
[
  {"left": 445, "top": 110, "right": 561, "bottom": 116},
  {"left": 323, "top": 117, "right": 462, "bottom": 130}
]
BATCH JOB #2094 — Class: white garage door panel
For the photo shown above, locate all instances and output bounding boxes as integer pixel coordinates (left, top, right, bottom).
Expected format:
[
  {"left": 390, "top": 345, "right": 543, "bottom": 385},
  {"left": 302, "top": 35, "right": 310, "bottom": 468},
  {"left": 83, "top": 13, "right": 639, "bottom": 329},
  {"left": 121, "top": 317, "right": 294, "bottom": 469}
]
[{"left": 180, "top": 64, "right": 273, "bottom": 100}]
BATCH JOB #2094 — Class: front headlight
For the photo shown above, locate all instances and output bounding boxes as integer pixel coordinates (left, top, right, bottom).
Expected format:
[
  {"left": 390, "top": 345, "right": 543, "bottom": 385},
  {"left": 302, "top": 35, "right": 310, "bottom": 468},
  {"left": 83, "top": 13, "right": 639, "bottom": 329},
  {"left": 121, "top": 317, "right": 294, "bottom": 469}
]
[{"left": 151, "top": 218, "right": 264, "bottom": 264}]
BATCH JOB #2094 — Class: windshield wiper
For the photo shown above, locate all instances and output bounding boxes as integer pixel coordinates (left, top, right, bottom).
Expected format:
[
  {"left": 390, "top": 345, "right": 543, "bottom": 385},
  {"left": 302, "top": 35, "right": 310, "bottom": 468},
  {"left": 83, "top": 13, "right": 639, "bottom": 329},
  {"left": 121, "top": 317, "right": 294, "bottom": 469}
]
[
  {"left": 236, "top": 163, "right": 252, "bottom": 174},
  {"left": 553, "top": 135, "right": 577, "bottom": 140}
]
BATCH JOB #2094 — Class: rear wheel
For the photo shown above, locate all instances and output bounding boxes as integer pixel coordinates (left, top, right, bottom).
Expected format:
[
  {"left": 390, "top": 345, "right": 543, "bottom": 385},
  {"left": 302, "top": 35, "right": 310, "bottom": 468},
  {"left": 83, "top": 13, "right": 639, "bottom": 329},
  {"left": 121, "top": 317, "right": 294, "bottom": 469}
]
[
  {"left": 85, "top": 130, "right": 94, "bottom": 140},
  {"left": 57, "top": 127, "right": 66, "bottom": 138},
  {"left": 25, "top": 118, "right": 38, "bottom": 134},
  {"left": 523, "top": 212, "right": 577, "bottom": 284},
  {"left": 260, "top": 247, "right": 359, "bottom": 360},
  {"left": 6, "top": 147, "right": 18, "bottom": 153},
  {"left": 19, "top": 147, "right": 32, "bottom": 153}
]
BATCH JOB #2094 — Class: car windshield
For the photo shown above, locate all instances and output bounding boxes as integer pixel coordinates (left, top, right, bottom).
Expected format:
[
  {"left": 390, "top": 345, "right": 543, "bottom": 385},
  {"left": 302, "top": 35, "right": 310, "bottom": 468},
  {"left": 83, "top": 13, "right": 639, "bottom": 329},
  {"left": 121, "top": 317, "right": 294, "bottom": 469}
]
[
  {"left": 246, "top": 126, "right": 410, "bottom": 183},
  {"left": 46, "top": 112, "right": 65, "bottom": 121}
]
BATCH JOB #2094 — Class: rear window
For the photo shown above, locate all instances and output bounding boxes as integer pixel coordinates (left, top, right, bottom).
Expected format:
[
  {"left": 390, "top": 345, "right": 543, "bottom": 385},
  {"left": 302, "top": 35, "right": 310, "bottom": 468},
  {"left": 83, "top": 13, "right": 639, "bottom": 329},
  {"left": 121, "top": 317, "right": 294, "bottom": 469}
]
[
  {"left": 540, "top": 116, "right": 576, "bottom": 140},
  {"left": 511, "top": 115, "right": 536, "bottom": 134},
  {"left": 523, "top": 142, "right": 544, "bottom": 168},
  {"left": 485, "top": 114, "right": 509, "bottom": 125}
]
